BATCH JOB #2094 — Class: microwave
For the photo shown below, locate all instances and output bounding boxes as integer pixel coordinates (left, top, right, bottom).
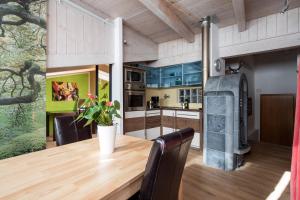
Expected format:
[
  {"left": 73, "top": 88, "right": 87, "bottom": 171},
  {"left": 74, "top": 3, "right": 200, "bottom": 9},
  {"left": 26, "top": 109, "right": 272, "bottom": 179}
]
[
  {"left": 124, "top": 90, "right": 145, "bottom": 111},
  {"left": 125, "top": 67, "right": 145, "bottom": 84}
]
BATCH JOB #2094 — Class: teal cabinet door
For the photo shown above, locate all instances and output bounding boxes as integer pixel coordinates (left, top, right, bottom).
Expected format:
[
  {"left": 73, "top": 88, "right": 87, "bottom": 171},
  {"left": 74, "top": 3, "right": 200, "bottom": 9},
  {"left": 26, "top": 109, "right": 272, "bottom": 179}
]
[
  {"left": 160, "top": 64, "right": 182, "bottom": 87},
  {"left": 146, "top": 68, "right": 160, "bottom": 88},
  {"left": 145, "top": 61, "right": 202, "bottom": 88},
  {"left": 183, "top": 61, "right": 202, "bottom": 86}
]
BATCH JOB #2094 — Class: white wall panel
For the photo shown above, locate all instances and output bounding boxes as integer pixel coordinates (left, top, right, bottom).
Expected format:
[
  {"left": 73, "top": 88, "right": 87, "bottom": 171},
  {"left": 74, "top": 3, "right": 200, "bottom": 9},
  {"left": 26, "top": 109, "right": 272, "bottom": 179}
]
[
  {"left": 219, "top": 8, "right": 300, "bottom": 58},
  {"left": 149, "top": 33, "right": 202, "bottom": 67},
  {"left": 288, "top": 8, "right": 299, "bottom": 34},
  {"left": 276, "top": 12, "right": 288, "bottom": 36},
  {"left": 248, "top": 19, "right": 258, "bottom": 42},
  {"left": 257, "top": 17, "right": 267, "bottom": 40},
  {"left": 47, "top": 0, "right": 114, "bottom": 67},
  {"left": 123, "top": 25, "right": 158, "bottom": 62},
  {"left": 266, "top": 14, "right": 277, "bottom": 38}
]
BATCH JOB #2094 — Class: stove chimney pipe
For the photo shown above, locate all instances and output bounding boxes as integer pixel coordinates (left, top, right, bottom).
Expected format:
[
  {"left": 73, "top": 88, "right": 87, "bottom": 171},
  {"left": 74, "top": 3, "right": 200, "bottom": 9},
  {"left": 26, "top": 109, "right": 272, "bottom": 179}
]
[{"left": 201, "top": 16, "right": 211, "bottom": 88}]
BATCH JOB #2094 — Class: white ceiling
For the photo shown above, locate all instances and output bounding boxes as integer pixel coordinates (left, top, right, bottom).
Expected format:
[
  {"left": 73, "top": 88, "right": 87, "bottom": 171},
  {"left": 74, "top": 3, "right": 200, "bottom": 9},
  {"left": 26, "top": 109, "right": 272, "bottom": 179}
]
[{"left": 79, "top": 0, "right": 300, "bottom": 43}]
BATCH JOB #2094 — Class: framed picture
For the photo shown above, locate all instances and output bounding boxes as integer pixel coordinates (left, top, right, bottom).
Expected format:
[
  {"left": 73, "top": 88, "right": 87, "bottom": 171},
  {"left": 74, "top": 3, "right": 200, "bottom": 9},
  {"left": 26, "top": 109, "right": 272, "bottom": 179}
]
[{"left": 52, "top": 81, "right": 79, "bottom": 101}]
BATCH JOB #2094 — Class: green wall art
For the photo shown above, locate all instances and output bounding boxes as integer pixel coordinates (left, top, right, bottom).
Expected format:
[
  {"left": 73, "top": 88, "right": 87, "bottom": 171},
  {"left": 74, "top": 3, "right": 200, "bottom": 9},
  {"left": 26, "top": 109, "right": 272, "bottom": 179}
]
[{"left": 0, "top": 0, "right": 47, "bottom": 159}]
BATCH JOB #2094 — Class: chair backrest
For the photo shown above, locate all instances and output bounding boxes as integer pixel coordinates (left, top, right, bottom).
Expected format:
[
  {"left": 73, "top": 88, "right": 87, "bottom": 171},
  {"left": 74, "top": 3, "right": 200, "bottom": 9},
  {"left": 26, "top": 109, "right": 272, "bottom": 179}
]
[
  {"left": 76, "top": 119, "right": 92, "bottom": 141},
  {"left": 54, "top": 115, "right": 78, "bottom": 146},
  {"left": 139, "top": 128, "right": 194, "bottom": 200}
]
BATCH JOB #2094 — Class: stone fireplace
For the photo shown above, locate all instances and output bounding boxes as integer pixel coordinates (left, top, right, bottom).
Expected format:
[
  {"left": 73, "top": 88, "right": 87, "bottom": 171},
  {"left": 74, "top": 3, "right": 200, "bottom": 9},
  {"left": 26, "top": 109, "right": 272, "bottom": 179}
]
[{"left": 203, "top": 73, "right": 251, "bottom": 170}]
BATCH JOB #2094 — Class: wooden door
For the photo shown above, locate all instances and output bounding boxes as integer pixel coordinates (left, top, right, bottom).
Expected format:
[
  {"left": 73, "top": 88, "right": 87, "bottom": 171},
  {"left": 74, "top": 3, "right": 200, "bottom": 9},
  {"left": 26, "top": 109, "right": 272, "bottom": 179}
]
[{"left": 260, "top": 94, "right": 295, "bottom": 146}]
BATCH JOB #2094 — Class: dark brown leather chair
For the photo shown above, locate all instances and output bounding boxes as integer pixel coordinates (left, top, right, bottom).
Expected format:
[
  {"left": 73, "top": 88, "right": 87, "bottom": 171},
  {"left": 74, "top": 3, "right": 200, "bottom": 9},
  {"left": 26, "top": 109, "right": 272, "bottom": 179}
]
[
  {"left": 54, "top": 115, "right": 78, "bottom": 146},
  {"left": 132, "top": 128, "right": 194, "bottom": 200},
  {"left": 76, "top": 119, "right": 92, "bottom": 141}
]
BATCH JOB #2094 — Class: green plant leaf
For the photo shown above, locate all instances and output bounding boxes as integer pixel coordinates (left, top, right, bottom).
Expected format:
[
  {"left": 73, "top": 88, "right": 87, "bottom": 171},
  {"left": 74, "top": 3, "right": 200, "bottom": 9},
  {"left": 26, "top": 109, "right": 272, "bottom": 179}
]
[
  {"left": 114, "top": 100, "right": 120, "bottom": 110},
  {"left": 84, "top": 119, "right": 94, "bottom": 127},
  {"left": 115, "top": 113, "right": 121, "bottom": 118}
]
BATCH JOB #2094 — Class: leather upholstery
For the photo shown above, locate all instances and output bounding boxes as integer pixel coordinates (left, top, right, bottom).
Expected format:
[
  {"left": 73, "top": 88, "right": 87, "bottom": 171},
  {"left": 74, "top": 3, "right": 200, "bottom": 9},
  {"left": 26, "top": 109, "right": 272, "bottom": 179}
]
[
  {"left": 139, "top": 128, "right": 194, "bottom": 200},
  {"left": 76, "top": 119, "right": 92, "bottom": 141},
  {"left": 54, "top": 115, "right": 78, "bottom": 146}
]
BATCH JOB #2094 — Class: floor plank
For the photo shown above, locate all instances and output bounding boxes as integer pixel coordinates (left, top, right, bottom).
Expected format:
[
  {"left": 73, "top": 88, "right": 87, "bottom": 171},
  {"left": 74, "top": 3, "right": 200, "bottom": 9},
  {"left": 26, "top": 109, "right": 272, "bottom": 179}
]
[{"left": 183, "top": 143, "right": 292, "bottom": 200}]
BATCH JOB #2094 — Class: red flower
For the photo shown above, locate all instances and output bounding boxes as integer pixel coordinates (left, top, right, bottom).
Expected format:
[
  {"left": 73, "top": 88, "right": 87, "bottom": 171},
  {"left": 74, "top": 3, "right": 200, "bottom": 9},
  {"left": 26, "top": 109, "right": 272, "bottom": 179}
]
[
  {"left": 106, "top": 101, "right": 113, "bottom": 106},
  {"left": 87, "top": 93, "right": 95, "bottom": 99}
]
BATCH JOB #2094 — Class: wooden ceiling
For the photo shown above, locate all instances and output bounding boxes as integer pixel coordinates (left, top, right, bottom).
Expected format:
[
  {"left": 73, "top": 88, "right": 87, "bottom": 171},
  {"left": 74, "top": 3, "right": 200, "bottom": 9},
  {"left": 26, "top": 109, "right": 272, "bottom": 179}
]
[{"left": 78, "top": 0, "right": 300, "bottom": 43}]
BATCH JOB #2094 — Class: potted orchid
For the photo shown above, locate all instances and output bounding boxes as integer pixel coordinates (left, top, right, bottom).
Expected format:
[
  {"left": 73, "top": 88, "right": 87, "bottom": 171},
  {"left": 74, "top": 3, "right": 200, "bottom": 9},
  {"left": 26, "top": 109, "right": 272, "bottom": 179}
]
[{"left": 76, "top": 93, "right": 121, "bottom": 154}]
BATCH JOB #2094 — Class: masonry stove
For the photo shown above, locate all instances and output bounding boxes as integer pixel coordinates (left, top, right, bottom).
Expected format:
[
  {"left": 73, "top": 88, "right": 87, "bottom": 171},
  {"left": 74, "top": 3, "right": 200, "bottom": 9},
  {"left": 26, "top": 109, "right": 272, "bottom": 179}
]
[{"left": 203, "top": 73, "right": 251, "bottom": 171}]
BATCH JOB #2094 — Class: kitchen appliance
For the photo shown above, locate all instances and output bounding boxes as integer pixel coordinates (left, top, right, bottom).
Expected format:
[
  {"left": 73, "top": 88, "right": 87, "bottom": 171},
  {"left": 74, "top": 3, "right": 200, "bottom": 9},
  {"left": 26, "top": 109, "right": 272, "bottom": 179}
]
[
  {"left": 125, "top": 66, "right": 145, "bottom": 84},
  {"left": 151, "top": 96, "right": 159, "bottom": 108},
  {"left": 124, "top": 66, "right": 146, "bottom": 111},
  {"left": 125, "top": 90, "right": 145, "bottom": 111}
]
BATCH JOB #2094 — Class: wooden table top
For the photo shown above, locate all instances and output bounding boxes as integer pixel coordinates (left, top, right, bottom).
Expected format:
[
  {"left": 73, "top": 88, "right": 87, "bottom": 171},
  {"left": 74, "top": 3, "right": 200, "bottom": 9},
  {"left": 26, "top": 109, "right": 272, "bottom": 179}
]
[{"left": 0, "top": 136, "right": 153, "bottom": 200}]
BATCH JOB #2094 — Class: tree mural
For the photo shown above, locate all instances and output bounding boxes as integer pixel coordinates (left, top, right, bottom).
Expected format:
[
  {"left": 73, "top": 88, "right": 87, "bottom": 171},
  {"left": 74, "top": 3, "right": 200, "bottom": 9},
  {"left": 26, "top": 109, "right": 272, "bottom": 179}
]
[{"left": 0, "top": 0, "right": 46, "bottom": 159}]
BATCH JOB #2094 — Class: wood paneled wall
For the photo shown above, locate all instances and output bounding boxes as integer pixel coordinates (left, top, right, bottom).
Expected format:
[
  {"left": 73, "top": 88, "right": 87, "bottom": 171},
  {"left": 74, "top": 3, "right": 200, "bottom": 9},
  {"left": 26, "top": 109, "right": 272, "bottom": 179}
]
[
  {"left": 219, "top": 8, "right": 300, "bottom": 58},
  {"left": 123, "top": 25, "right": 158, "bottom": 62},
  {"left": 47, "top": 1, "right": 115, "bottom": 67},
  {"left": 149, "top": 34, "right": 202, "bottom": 67}
]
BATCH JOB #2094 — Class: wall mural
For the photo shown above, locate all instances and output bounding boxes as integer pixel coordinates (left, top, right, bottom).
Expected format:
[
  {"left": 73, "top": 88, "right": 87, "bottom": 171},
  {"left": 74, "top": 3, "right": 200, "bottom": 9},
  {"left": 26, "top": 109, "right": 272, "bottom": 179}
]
[
  {"left": 0, "top": 0, "right": 46, "bottom": 159},
  {"left": 52, "top": 81, "right": 79, "bottom": 101}
]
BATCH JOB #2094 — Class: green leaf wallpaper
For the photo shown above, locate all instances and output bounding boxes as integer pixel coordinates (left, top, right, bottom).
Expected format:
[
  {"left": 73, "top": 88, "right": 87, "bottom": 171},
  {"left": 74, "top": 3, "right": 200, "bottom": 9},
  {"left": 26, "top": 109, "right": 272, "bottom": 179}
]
[{"left": 0, "top": 0, "right": 47, "bottom": 159}]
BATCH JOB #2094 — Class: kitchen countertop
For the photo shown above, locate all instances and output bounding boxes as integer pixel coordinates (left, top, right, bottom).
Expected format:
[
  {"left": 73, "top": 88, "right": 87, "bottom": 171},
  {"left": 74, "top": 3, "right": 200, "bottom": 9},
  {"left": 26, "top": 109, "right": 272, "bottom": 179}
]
[{"left": 146, "top": 107, "right": 202, "bottom": 112}]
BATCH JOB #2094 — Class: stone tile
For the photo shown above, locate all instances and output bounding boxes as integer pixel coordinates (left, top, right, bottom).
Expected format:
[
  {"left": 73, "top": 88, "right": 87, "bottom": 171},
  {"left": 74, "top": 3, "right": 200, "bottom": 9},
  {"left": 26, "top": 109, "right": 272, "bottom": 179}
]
[
  {"left": 207, "top": 114, "right": 225, "bottom": 133},
  {"left": 205, "top": 148, "right": 225, "bottom": 170},
  {"left": 207, "top": 132, "right": 225, "bottom": 152}
]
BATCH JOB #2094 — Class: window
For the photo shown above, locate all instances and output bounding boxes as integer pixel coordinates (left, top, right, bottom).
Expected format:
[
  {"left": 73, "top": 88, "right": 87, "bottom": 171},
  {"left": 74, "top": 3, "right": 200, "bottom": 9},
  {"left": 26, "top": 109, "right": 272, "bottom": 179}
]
[{"left": 178, "top": 87, "right": 202, "bottom": 104}]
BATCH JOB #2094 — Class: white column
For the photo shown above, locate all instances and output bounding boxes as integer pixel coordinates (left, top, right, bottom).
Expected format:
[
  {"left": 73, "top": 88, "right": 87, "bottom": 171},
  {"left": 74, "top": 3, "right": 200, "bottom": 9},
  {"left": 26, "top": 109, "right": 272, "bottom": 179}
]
[{"left": 111, "top": 18, "right": 123, "bottom": 135}]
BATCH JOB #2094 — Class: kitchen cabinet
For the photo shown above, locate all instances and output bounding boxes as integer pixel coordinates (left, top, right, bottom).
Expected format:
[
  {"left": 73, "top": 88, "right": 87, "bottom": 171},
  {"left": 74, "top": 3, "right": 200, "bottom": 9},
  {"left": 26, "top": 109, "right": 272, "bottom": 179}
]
[
  {"left": 145, "top": 110, "right": 161, "bottom": 140},
  {"left": 175, "top": 111, "right": 202, "bottom": 149},
  {"left": 160, "top": 65, "right": 182, "bottom": 88},
  {"left": 146, "top": 61, "right": 202, "bottom": 88},
  {"left": 161, "top": 110, "right": 176, "bottom": 135},
  {"left": 124, "top": 111, "right": 145, "bottom": 139},
  {"left": 182, "top": 62, "right": 203, "bottom": 86},
  {"left": 146, "top": 67, "right": 160, "bottom": 88},
  {"left": 124, "top": 109, "right": 202, "bottom": 149}
]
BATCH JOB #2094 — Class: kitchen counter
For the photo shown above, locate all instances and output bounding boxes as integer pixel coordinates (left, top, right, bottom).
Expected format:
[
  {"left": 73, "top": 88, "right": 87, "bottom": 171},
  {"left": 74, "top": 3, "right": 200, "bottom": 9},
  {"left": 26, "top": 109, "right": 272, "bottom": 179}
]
[{"left": 146, "top": 107, "right": 202, "bottom": 112}]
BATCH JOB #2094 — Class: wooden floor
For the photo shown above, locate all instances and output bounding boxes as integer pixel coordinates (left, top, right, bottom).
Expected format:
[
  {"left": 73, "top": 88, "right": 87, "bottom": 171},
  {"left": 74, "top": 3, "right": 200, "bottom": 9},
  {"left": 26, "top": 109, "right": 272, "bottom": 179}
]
[{"left": 183, "top": 143, "right": 292, "bottom": 200}]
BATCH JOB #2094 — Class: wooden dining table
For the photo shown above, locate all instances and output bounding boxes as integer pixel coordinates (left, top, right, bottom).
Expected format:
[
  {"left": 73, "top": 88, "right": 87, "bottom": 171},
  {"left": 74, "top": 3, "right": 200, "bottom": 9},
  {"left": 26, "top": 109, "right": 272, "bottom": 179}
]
[{"left": 0, "top": 135, "right": 153, "bottom": 200}]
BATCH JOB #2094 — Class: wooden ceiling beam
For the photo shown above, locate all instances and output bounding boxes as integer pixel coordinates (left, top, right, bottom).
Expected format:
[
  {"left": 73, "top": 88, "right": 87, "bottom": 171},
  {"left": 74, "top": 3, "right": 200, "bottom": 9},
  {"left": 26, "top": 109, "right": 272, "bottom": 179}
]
[
  {"left": 138, "top": 0, "right": 195, "bottom": 43},
  {"left": 232, "top": 0, "right": 246, "bottom": 32}
]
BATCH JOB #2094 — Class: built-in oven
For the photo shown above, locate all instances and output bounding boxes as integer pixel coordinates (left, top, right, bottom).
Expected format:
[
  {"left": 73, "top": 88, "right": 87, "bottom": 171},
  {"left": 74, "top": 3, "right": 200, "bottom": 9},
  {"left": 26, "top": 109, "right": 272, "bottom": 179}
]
[
  {"left": 124, "top": 90, "right": 145, "bottom": 111},
  {"left": 125, "top": 66, "right": 145, "bottom": 84}
]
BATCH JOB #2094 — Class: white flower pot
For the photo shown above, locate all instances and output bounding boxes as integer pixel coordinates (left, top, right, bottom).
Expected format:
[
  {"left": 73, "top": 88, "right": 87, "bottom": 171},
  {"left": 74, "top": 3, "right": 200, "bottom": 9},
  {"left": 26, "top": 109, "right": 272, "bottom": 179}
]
[{"left": 97, "top": 125, "right": 116, "bottom": 155}]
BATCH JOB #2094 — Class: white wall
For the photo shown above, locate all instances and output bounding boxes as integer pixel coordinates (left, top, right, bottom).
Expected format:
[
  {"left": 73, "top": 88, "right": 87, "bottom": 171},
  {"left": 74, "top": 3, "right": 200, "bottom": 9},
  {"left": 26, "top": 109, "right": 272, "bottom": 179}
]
[
  {"left": 47, "top": 0, "right": 114, "bottom": 67},
  {"left": 253, "top": 50, "right": 297, "bottom": 134},
  {"left": 123, "top": 25, "right": 158, "bottom": 62},
  {"left": 226, "top": 49, "right": 298, "bottom": 141},
  {"left": 149, "top": 33, "right": 202, "bottom": 67},
  {"left": 219, "top": 8, "right": 300, "bottom": 58}
]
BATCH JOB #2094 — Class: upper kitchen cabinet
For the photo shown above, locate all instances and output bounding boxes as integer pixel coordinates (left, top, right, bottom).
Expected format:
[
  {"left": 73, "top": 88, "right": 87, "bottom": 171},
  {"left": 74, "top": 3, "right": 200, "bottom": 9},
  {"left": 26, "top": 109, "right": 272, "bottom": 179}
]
[
  {"left": 146, "top": 61, "right": 202, "bottom": 88},
  {"left": 183, "top": 61, "right": 202, "bottom": 86},
  {"left": 160, "top": 65, "right": 182, "bottom": 87},
  {"left": 146, "top": 67, "right": 160, "bottom": 88}
]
